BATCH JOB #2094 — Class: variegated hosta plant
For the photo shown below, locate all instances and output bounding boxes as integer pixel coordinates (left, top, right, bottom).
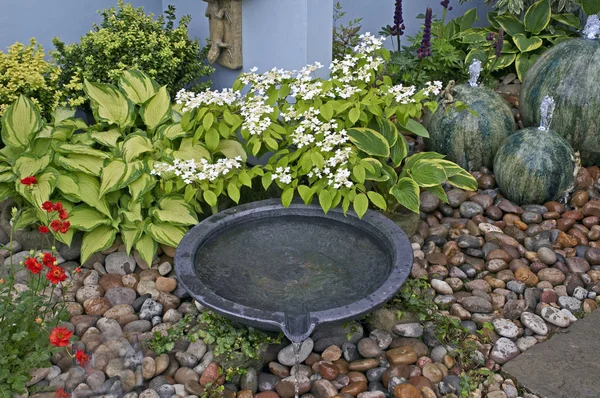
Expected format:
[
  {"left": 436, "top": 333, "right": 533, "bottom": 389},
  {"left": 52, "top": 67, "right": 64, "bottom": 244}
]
[
  {"left": 0, "top": 70, "right": 251, "bottom": 265},
  {"left": 175, "top": 33, "right": 478, "bottom": 218}
]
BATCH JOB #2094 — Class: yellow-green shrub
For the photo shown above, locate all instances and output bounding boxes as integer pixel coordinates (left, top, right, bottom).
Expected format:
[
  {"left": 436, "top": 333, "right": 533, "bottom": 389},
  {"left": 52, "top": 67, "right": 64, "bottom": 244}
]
[{"left": 0, "top": 39, "right": 61, "bottom": 120}]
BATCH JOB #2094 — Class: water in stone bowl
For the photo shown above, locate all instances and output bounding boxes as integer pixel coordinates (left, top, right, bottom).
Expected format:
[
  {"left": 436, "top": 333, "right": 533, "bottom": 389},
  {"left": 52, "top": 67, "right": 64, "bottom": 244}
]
[{"left": 175, "top": 199, "right": 413, "bottom": 343}]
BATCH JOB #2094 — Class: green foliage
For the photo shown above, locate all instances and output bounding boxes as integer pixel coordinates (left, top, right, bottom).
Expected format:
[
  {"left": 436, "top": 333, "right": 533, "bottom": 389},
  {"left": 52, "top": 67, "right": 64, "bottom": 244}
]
[
  {"left": 461, "top": 0, "right": 585, "bottom": 16},
  {"left": 457, "top": 0, "right": 582, "bottom": 81},
  {"left": 52, "top": 0, "right": 214, "bottom": 107},
  {"left": 0, "top": 210, "right": 68, "bottom": 394},
  {"left": 0, "top": 70, "right": 251, "bottom": 265},
  {"left": 0, "top": 39, "right": 61, "bottom": 122},
  {"left": 332, "top": 2, "right": 363, "bottom": 60},
  {"left": 146, "top": 312, "right": 281, "bottom": 380},
  {"left": 382, "top": 8, "right": 478, "bottom": 86}
]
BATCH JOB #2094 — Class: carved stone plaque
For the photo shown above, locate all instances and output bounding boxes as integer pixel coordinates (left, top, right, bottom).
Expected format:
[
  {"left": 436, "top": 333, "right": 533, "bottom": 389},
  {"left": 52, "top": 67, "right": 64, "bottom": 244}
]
[{"left": 203, "top": 0, "right": 243, "bottom": 70}]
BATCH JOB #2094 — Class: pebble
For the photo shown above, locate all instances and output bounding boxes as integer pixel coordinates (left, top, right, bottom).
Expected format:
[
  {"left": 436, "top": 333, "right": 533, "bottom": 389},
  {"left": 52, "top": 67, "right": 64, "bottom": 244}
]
[
  {"left": 520, "top": 312, "right": 548, "bottom": 336},
  {"left": 277, "top": 338, "right": 314, "bottom": 366},
  {"left": 492, "top": 318, "right": 519, "bottom": 339},
  {"left": 392, "top": 323, "right": 423, "bottom": 338},
  {"left": 489, "top": 338, "right": 520, "bottom": 364},
  {"left": 541, "top": 306, "right": 571, "bottom": 327}
]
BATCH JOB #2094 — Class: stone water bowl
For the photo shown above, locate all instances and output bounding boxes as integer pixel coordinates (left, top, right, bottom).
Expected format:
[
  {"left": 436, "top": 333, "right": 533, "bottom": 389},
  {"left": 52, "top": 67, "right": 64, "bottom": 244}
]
[{"left": 175, "top": 199, "right": 413, "bottom": 342}]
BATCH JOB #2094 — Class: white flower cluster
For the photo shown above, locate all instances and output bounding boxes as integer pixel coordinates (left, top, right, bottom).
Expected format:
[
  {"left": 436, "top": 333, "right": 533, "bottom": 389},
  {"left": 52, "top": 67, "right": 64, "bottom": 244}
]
[
  {"left": 175, "top": 88, "right": 240, "bottom": 111},
  {"left": 240, "top": 67, "right": 293, "bottom": 95},
  {"left": 152, "top": 157, "right": 242, "bottom": 184},
  {"left": 389, "top": 81, "right": 443, "bottom": 104},
  {"left": 330, "top": 33, "right": 386, "bottom": 83},
  {"left": 307, "top": 148, "right": 354, "bottom": 189},
  {"left": 423, "top": 81, "right": 443, "bottom": 97},
  {"left": 353, "top": 32, "right": 385, "bottom": 54},
  {"left": 389, "top": 84, "right": 417, "bottom": 104},
  {"left": 240, "top": 97, "right": 275, "bottom": 136},
  {"left": 271, "top": 166, "right": 292, "bottom": 184}
]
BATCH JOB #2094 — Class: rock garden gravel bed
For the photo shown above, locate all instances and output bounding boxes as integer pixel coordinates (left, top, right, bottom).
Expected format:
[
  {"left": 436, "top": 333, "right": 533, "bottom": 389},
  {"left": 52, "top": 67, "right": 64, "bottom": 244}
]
[{"left": 12, "top": 165, "right": 600, "bottom": 398}]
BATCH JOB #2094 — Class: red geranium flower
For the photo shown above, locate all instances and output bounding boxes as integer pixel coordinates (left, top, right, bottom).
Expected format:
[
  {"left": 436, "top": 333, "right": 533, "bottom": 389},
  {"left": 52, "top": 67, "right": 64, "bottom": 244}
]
[
  {"left": 53, "top": 202, "right": 63, "bottom": 211},
  {"left": 49, "top": 326, "right": 72, "bottom": 347},
  {"left": 39, "top": 225, "right": 50, "bottom": 234},
  {"left": 20, "top": 176, "right": 37, "bottom": 186},
  {"left": 74, "top": 267, "right": 82, "bottom": 273},
  {"left": 47, "top": 266, "right": 67, "bottom": 284},
  {"left": 24, "top": 257, "right": 43, "bottom": 274},
  {"left": 56, "top": 388, "right": 70, "bottom": 398},
  {"left": 75, "top": 349, "right": 90, "bottom": 367},
  {"left": 59, "top": 209, "right": 69, "bottom": 220},
  {"left": 42, "top": 201, "right": 54, "bottom": 212},
  {"left": 50, "top": 220, "right": 70, "bottom": 234},
  {"left": 50, "top": 220, "right": 61, "bottom": 232},
  {"left": 42, "top": 252, "right": 56, "bottom": 267}
]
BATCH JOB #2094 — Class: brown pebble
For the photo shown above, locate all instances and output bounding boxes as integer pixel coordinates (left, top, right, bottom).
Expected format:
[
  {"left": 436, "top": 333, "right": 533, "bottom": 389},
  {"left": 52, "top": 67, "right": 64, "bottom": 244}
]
[
  {"left": 347, "top": 371, "right": 367, "bottom": 384},
  {"left": 340, "top": 381, "right": 367, "bottom": 396},
  {"left": 514, "top": 268, "right": 539, "bottom": 287},
  {"left": 394, "top": 383, "right": 423, "bottom": 398},
  {"left": 348, "top": 359, "right": 378, "bottom": 372}
]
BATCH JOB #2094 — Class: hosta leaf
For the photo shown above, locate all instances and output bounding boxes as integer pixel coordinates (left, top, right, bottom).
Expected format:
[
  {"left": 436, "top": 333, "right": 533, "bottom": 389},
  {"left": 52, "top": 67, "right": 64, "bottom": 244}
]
[
  {"left": 493, "top": 14, "right": 525, "bottom": 36},
  {"left": 140, "top": 86, "right": 171, "bottom": 130},
  {"left": 425, "top": 185, "right": 449, "bottom": 203},
  {"left": 403, "top": 152, "right": 445, "bottom": 170},
  {"left": 347, "top": 128, "right": 390, "bottom": 157},
  {"left": 84, "top": 79, "right": 134, "bottom": 127},
  {"left": 1, "top": 95, "right": 43, "bottom": 148},
  {"left": 53, "top": 143, "right": 111, "bottom": 159},
  {"left": 515, "top": 52, "right": 540, "bottom": 82},
  {"left": 215, "top": 140, "right": 247, "bottom": 162},
  {"left": 53, "top": 107, "right": 76, "bottom": 124},
  {"left": 390, "top": 135, "right": 408, "bottom": 167},
  {"left": 408, "top": 160, "right": 447, "bottom": 187},
  {"left": 13, "top": 154, "right": 51, "bottom": 179},
  {"left": 121, "top": 223, "right": 143, "bottom": 254},
  {"left": 69, "top": 205, "right": 111, "bottom": 231},
  {"left": 146, "top": 222, "right": 187, "bottom": 247},
  {"left": 448, "top": 170, "right": 478, "bottom": 190},
  {"left": 122, "top": 135, "right": 153, "bottom": 163},
  {"left": 56, "top": 174, "right": 80, "bottom": 202},
  {"left": 512, "top": 34, "right": 543, "bottom": 53},
  {"left": 159, "top": 123, "right": 187, "bottom": 140},
  {"left": 90, "top": 129, "right": 122, "bottom": 148},
  {"left": 81, "top": 226, "right": 117, "bottom": 264},
  {"left": 524, "top": 0, "right": 551, "bottom": 35},
  {"left": 134, "top": 234, "right": 158, "bottom": 268},
  {"left": 55, "top": 154, "right": 104, "bottom": 176},
  {"left": 75, "top": 172, "right": 111, "bottom": 217},
  {"left": 173, "top": 138, "right": 211, "bottom": 162},
  {"left": 390, "top": 177, "right": 420, "bottom": 213},
  {"left": 129, "top": 173, "right": 156, "bottom": 202},
  {"left": 118, "top": 69, "right": 159, "bottom": 104},
  {"left": 99, "top": 160, "right": 126, "bottom": 197},
  {"left": 0, "top": 183, "right": 13, "bottom": 202},
  {"left": 151, "top": 196, "right": 198, "bottom": 226}
]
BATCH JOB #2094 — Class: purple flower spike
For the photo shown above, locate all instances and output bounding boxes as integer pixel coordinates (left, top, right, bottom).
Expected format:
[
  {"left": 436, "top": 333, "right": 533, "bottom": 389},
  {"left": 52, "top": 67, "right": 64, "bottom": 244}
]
[
  {"left": 493, "top": 29, "right": 504, "bottom": 58},
  {"left": 390, "top": 0, "right": 405, "bottom": 37},
  {"left": 418, "top": 8, "right": 433, "bottom": 59},
  {"left": 440, "top": 0, "right": 451, "bottom": 10}
]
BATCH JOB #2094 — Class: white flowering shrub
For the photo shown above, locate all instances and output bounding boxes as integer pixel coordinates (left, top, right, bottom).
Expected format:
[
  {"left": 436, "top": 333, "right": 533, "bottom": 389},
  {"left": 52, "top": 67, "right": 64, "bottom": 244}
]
[{"left": 169, "top": 33, "right": 477, "bottom": 216}]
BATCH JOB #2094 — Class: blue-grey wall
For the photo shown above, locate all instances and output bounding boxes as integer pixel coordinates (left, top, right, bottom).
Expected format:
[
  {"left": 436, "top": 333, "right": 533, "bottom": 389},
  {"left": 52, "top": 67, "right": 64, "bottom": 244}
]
[{"left": 0, "top": 0, "right": 163, "bottom": 53}]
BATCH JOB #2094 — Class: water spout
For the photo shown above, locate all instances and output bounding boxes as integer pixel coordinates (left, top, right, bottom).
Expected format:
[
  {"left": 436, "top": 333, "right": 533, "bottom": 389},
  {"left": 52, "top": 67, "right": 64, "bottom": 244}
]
[
  {"left": 468, "top": 59, "right": 482, "bottom": 88},
  {"left": 583, "top": 15, "right": 600, "bottom": 39},
  {"left": 283, "top": 313, "right": 316, "bottom": 343},
  {"left": 539, "top": 96, "right": 555, "bottom": 131}
]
